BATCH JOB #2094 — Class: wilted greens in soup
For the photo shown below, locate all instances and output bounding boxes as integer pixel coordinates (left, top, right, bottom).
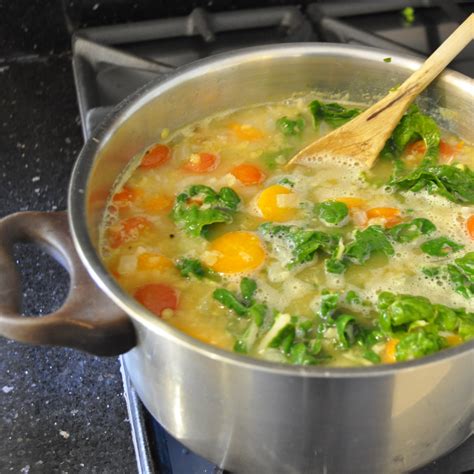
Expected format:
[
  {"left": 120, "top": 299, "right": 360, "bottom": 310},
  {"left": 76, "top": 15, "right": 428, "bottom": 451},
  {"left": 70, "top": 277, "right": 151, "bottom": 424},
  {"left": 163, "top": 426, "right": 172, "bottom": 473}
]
[{"left": 100, "top": 94, "right": 474, "bottom": 367}]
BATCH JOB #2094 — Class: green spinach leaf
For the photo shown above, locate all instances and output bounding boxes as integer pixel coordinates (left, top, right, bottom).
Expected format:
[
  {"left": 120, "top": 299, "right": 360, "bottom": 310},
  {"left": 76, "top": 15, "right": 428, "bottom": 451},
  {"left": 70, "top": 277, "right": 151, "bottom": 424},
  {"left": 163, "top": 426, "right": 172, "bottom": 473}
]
[
  {"left": 377, "top": 292, "right": 435, "bottom": 331},
  {"left": 382, "top": 105, "right": 440, "bottom": 165},
  {"left": 213, "top": 288, "right": 249, "bottom": 316},
  {"left": 458, "top": 312, "right": 474, "bottom": 339},
  {"left": 447, "top": 252, "right": 474, "bottom": 299},
  {"left": 388, "top": 217, "right": 436, "bottom": 243},
  {"left": 434, "top": 305, "right": 459, "bottom": 332},
  {"left": 316, "top": 200, "right": 349, "bottom": 226},
  {"left": 396, "top": 330, "right": 442, "bottom": 361},
  {"left": 171, "top": 185, "right": 240, "bottom": 237},
  {"left": 260, "top": 147, "right": 294, "bottom": 170},
  {"left": 422, "top": 266, "right": 442, "bottom": 277},
  {"left": 240, "top": 277, "right": 257, "bottom": 304},
  {"left": 276, "top": 116, "right": 305, "bottom": 136},
  {"left": 390, "top": 164, "right": 474, "bottom": 205},
  {"left": 320, "top": 291, "right": 340, "bottom": 319},
  {"left": 176, "top": 258, "right": 220, "bottom": 281},
  {"left": 345, "top": 226, "right": 395, "bottom": 263},
  {"left": 259, "top": 223, "right": 338, "bottom": 268},
  {"left": 308, "top": 100, "right": 360, "bottom": 128},
  {"left": 420, "top": 237, "right": 464, "bottom": 257},
  {"left": 335, "top": 314, "right": 357, "bottom": 348},
  {"left": 326, "top": 226, "right": 394, "bottom": 274}
]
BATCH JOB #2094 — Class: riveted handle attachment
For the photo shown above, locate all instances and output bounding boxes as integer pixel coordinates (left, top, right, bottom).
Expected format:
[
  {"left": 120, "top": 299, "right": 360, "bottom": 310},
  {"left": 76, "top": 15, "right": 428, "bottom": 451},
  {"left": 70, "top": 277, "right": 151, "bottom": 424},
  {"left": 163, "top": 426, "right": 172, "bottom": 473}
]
[{"left": 0, "top": 211, "right": 136, "bottom": 355}]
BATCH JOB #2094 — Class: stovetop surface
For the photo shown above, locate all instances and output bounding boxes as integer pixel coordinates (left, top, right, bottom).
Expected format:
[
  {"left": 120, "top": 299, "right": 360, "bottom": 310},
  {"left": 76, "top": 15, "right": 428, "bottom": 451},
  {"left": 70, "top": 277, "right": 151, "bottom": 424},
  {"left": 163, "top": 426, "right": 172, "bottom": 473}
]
[{"left": 72, "top": 3, "right": 474, "bottom": 473}]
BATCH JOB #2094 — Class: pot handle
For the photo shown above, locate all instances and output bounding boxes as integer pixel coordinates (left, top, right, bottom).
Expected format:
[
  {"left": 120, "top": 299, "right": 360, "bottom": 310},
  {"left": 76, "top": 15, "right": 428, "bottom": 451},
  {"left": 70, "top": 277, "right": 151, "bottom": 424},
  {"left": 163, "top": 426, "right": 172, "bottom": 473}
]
[{"left": 0, "top": 211, "right": 136, "bottom": 356}]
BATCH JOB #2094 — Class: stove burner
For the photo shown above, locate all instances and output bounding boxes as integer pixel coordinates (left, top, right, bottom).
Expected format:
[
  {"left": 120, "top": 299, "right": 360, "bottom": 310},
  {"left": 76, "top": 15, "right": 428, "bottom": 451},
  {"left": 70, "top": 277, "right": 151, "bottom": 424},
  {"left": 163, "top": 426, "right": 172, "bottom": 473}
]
[{"left": 71, "top": 3, "right": 474, "bottom": 473}]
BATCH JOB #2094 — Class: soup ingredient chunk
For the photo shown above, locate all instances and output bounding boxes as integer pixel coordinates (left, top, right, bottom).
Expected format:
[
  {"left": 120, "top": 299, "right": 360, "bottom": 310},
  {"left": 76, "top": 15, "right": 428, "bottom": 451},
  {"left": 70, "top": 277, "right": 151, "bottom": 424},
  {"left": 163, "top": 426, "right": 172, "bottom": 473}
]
[
  {"left": 257, "top": 184, "right": 298, "bottom": 221},
  {"left": 326, "top": 225, "right": 394, "bottom": 274},
  {"left": 176, "top": 258, "right": 220, "bottom": 281},
  {"left": 141, "top": 195, "right": 173, "bottom": 214},
  {"left": 309, "top": 100, "right": 360, "bottom": 128},
  {"left": 134, "top": 283, "right": 178, "bottom": 317},
  {"left": 112, "top": 186, "right": 142, "bottom": 207},
  {"left": 229, "top": 123, "right": 264, "bottom": 141},
  {"left": 423, "top": 252, "right": 474, "bottom": 299},
  {"left": 231, "top": 164, "right": 266, "bottom": 186},
  {"left": 420, "top": 237, "right": 463, "bottom": 257},
  {"left": 448, "top": 253, "right": 474, "bottom": 299},
  {"left": 260, "top": 223, "right": 338, "bottom": 268},
  {"left": 391, "top": 164, "right": 474, "bottom": 204},
  {"left": 387, "top": 218, "right": 436, "bottom": 243},
  {"left": 467, "top": 215, "right": 474, "bottom": 240},
  {"left": 316, "top": 200, "right": 349, "bottom": 227},
  {"left": 366, "top": 207, "right": 401, "bottom": 227},
  {"left": 381, "top": 338, "right": 399, "bottom": 364},
  {"left": 276, "top": 116, "right": 305, "bottom": 136},
  {"left": 183, "top": 152, "right": 220, "bottom": 173},
  {"left": 140, "top": 144, "right": 171, "bottom": 169},
  {"left": 171, "top": 185, "right": 240, "bottom": 237},
  {"left": 208, "top": 231, "right": 266, "bottom": 274},
  {"left": 137, "top": 253, "right": 173, "bottom": 271},
  {"left": 382, "top": 105, "right": 440, "bottom": 164},
  {"left": 108, "top": 216, "right": 153, "bottom": 249}
]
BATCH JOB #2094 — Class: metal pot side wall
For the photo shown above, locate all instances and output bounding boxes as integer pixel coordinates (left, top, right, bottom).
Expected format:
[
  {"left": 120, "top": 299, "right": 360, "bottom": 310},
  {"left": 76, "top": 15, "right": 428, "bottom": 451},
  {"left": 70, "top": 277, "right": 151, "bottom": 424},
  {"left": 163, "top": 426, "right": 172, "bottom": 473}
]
[{"left": 125, "top": 322, "right": 473, "bottom": 473}]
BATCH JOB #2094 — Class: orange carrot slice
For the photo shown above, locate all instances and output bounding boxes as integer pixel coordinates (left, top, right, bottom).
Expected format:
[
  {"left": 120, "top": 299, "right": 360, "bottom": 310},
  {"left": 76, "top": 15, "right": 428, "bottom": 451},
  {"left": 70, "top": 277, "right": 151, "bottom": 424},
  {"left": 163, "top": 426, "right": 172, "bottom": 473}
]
[
  {"left": 108, "top": 216, "right": 152, "bottom": 249},
  {"left": 257, "top": 184, "right": 297, "bottom": 222},
  {"left": 334, "top": 197, "right": 366, "bottom": 209},
  {"left": 208, "top": 231, "right": 265, "bottom": 274},
  {"left": 467, "top": 215, "right": 474, "bottom": 240},
  {"left": 445, "top": 334, "right": 463, "bottom": 347},
  {"left": 183, "top": 152, "right": 219, "bottom": 173},
  {"left": 382, "top": 338, "right": 399, "bottom": 364},
  {"left": 366, "top": 208, "right": 401, "bottom": 229},
  {"left": 137, "top": 253, "right": 173, "bottom": 271},
  {"left": 405, "top": 140, "right": 426, "bottom": 155},
  {"left": 140, "top": 144, "right": 171, "bottom": 169},
  {"left": 112, "top": 186, "right": 142, "bottom": 206},
  {"left": 384, "top": 215, "right": 404, "bottom": 229},
  {"left": 231, "top": 163, "right": 266, "bottom": 186},
  {"left": 141, "top": 195, "right": 173, "bottom": 213},
  {"left": 134, "top": 283, "right": 178, "bottom": 316},
  {"left": 228, "top": 123, "right": 264, "bottom": 141},
  {"left": 366, "top": 207, "right": 400, "bottom": 219}
]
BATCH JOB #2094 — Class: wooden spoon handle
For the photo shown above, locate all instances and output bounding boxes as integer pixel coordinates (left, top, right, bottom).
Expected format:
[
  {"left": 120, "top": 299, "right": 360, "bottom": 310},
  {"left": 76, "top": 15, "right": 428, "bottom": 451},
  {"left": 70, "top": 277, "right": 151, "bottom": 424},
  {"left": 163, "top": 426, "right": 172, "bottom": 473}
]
[
  {"left": 403, "top": 13, "right": 473, "bottom": 96},
  {"left": 370, "top": 14, "right": 474, "bottom": 118},
  {"left": 287, "top": 15, "right": 473, "bottom": 169}
]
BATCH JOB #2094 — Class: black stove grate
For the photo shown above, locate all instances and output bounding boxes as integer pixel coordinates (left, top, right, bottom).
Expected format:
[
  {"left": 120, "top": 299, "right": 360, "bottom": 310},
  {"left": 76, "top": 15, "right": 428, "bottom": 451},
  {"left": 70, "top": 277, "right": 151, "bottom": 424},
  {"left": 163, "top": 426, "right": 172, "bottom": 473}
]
[{"left": 71, "top": 3, "right": 474, "bottom": 473}]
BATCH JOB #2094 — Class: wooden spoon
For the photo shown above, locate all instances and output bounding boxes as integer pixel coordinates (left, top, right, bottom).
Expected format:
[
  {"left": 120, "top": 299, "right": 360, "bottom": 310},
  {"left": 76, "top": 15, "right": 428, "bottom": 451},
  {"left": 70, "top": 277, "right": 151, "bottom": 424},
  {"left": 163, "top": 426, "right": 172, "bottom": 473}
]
[{"left": 287, "top": 14, "right": 473, "bottom": 169}]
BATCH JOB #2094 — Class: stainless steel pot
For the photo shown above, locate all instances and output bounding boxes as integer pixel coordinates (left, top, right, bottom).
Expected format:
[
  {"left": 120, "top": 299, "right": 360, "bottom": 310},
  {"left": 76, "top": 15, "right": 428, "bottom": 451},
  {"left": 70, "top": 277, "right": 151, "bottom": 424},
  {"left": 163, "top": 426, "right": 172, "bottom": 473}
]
[{"left": 0, "top": 44, "right": 473, "bottom": 474}]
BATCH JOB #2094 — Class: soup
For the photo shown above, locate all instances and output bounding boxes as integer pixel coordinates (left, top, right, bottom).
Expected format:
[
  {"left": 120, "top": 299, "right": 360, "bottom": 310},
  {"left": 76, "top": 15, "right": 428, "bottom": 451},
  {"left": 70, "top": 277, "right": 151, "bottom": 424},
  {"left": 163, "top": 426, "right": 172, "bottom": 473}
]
[{"left": 99, "top": 94, "right": 474, "bottom": 367}]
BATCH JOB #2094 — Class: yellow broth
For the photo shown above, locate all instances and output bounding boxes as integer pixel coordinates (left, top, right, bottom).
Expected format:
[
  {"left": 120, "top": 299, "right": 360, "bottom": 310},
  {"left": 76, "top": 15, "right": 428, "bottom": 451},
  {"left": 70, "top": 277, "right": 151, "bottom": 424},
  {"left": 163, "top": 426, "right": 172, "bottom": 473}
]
[{"left": 100, "top": 96, "right": 474, "bottom": 367}]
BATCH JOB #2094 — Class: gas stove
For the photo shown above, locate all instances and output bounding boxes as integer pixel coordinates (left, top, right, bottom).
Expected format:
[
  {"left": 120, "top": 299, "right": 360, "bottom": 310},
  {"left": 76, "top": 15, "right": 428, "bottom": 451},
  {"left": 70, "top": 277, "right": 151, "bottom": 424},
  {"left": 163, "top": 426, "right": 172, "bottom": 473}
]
[{"left": 70, "top": 3, "right": 473, "bottom": 473}]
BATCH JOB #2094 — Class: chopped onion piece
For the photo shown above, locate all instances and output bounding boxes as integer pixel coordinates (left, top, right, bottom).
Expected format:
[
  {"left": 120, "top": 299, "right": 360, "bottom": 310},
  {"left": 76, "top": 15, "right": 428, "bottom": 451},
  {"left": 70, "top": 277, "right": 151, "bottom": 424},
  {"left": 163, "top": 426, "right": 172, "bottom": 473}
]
[
  {"left": 276, "top": 193, "right": 298, "bottom": 208},
  {"left": 118, "top": 255, "right": 137, "bottom": 275}
]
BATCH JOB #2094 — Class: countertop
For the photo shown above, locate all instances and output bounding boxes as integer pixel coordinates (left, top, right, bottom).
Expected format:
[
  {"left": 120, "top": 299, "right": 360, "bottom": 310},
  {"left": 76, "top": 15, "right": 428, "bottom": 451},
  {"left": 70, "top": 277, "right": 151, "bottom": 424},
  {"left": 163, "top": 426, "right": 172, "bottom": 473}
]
[{"left": 0, "top": 1, "right": 138, "bottom": 472}]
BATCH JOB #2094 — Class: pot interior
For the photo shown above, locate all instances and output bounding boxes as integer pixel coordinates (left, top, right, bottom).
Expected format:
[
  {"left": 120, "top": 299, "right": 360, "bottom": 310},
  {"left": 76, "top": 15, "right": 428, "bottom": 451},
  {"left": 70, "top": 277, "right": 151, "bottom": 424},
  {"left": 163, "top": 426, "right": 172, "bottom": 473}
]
[{"left": 78, "top": 44, "right": 473, "bottom": 248}]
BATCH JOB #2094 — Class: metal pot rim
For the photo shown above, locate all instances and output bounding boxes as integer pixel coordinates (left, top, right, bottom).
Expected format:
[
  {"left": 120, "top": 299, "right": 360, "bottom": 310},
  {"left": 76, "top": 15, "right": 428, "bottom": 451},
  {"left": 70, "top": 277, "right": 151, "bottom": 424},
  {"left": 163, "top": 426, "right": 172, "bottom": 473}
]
[{"left": 68, "top": 42, "right": 474, "bottom": 377}]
